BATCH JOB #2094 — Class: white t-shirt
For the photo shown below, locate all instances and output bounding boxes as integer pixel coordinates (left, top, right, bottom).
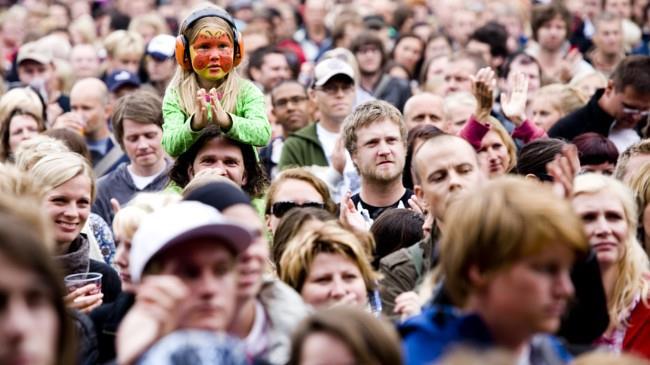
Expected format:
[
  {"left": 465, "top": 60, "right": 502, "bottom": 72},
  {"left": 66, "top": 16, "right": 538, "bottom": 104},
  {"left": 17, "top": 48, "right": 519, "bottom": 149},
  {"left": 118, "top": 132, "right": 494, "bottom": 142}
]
[
  {"left": 127, "top": 164, "right": 166, "bottom": 190},
  {"left": 609, "top": 125, "right": 640, "bottom": 153},
  {"left": 316, "top": 123, "right": 360, "bottom": 202},
  {"left": 244, "top": 301, "right": 268, "bottom": 358}
]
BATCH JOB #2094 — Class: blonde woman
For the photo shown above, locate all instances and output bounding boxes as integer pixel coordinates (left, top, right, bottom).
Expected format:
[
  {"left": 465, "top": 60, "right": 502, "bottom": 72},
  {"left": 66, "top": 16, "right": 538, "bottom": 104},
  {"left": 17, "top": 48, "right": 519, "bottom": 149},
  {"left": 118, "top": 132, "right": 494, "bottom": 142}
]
[
  {"left": 29, "top": 151, "right": 121, "bottom": 313},
  {"left": 572, "top": 173, "right": 650, "bottom": 359},
  {"left": 280, "top": 221, "right": 380, "bottom": 312},
  {"left": 529, "top": 84, "right": 588, "bottom": 130}
]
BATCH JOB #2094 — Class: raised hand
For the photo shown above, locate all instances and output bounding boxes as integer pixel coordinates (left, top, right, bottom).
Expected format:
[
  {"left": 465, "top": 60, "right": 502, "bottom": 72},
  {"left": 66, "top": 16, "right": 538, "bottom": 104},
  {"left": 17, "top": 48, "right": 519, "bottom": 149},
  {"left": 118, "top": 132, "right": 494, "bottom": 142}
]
[
  {"left": 500, "top": 71, "right": 529, "bottom": 126},
  {"left": 547, "top": 144, "right": 580, "bottom": 199},
  {"left": 471, "top": 67, "right": 496, "bottom": 123},
  {"left": 339, "top": 191, "right": 368, "bottom": 232},
  {"left": 558, "top": 48, "right": 583, "bottom": 83},
  {"left": 331, "top": 135, "right": 347, "bottom": 175}
]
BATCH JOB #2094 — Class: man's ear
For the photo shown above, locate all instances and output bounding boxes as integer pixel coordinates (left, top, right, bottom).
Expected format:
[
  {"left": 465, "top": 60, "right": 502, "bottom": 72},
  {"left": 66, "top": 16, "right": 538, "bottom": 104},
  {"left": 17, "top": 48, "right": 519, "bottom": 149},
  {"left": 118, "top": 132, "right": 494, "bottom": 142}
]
[
  {"left": 249, "top": 67, "right": 261, "bottom": 82},
  {"left": 468, "top": 265, "right": 488, "bottom": 289},
  {"left": 187, "top": 165, "right": 195, "bottom": 180},
  {"left": 414, "top": 184, "right": 423, "bottom": 201},
  {"left": 241, "top": 170, "right": 248, "bottom": 186}
]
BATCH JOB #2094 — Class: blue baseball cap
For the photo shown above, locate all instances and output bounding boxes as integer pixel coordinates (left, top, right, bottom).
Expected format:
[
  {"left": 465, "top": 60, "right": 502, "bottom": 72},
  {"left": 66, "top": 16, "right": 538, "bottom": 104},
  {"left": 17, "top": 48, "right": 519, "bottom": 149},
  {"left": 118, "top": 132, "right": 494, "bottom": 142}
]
[{"left": 106, "top": 70, "right": 141, "bottom": 93}]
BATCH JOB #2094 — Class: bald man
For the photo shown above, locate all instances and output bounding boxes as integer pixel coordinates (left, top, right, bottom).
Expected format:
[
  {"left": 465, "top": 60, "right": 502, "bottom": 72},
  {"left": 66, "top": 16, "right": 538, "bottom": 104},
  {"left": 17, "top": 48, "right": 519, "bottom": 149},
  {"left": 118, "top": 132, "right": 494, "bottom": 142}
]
[
  {"left": 53, "top": 77, "right": 127, "bottom": 176},
  {"left": 403, "top": 93, "right": 445, "bottom": 131}
]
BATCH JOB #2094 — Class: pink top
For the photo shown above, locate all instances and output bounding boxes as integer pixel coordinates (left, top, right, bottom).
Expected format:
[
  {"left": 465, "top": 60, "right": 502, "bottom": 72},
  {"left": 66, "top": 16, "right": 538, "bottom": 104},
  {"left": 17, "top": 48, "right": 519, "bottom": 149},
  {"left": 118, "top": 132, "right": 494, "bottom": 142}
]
[{"left": 458, "top": 115, "right": 547, "bottom": 150}]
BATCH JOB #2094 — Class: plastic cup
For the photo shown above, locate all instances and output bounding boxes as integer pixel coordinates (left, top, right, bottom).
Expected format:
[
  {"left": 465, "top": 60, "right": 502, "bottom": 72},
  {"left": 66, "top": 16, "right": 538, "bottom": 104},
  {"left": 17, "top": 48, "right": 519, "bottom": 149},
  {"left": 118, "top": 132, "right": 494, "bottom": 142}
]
[{"left": 64, "top": 272, "right": 103, "bottom": 294}]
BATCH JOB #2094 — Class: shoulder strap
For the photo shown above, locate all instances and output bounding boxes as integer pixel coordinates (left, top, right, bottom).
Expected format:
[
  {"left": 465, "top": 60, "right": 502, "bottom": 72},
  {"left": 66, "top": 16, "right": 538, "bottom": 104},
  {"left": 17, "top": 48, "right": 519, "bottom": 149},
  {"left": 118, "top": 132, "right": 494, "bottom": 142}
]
[
  {"left": 94, "top": 136, "right": 124, "bottom": 177},
  {"left": 373, "top": 75, "right": 391, "bottom": 97}
]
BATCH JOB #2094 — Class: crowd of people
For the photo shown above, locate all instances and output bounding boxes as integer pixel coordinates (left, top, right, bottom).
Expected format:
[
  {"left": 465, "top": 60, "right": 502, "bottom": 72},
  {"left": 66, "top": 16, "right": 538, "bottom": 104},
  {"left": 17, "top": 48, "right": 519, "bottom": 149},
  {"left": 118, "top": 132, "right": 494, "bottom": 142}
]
[{"left": 2, "top": 0, "right": 650, "bottom": 364}]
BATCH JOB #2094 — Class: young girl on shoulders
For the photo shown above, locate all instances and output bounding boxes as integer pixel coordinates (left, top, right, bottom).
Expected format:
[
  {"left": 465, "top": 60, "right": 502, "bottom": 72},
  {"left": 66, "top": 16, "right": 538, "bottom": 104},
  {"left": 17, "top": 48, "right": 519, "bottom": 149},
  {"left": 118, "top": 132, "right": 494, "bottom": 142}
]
[{"left": 163, "top": 5, "right": 270, "bottom": 157}]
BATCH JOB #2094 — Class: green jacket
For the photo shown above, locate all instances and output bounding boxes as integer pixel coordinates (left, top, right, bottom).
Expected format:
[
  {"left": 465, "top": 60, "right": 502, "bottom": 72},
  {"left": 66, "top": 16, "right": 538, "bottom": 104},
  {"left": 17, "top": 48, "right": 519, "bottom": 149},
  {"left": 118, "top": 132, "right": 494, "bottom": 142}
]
[
  {"left": 278, "top": 122, "right": 328, "bottom": 170},
  {"left": 161, "top": 79, "right": 271, "bottom": 157}
]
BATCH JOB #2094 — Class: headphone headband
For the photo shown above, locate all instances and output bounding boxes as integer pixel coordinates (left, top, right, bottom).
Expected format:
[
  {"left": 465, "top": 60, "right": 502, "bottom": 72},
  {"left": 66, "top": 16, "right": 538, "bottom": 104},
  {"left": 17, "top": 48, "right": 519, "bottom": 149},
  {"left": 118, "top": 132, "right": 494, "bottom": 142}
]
[{"left": 181, "top": 8, "right": 238, "bottom": 35}]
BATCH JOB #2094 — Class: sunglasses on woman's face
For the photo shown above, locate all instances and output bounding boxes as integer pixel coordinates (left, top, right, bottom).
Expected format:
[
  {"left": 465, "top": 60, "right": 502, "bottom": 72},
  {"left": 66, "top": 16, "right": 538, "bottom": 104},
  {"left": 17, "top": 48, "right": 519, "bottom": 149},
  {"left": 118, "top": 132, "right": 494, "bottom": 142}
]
[{"left": 270, "top": 201, "right": 325, "bottom": 218}]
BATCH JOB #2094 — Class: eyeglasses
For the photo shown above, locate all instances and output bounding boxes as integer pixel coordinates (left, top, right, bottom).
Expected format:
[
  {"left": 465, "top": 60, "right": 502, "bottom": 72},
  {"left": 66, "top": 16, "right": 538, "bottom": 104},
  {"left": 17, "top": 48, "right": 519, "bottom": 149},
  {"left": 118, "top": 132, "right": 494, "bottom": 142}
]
[
  {"left": 274, "top": 95, "right": 308, "bottom": 109},
  {"left": 314, "top": 82, "right": 354, "bottom": 95},
  {"left": 270, "top": 201, "right": 326, "bottom": 218},
  {"left": 622, "top": 106, "right": 650, "bottom": 118}
]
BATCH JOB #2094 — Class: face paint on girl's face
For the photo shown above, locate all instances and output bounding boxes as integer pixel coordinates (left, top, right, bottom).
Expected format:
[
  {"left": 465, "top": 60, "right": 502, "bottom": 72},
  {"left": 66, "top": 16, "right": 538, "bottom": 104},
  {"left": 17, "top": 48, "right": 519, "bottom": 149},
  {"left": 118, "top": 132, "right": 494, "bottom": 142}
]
[{"left": 189, "top": 28, "right": 234, "bottom": 81}]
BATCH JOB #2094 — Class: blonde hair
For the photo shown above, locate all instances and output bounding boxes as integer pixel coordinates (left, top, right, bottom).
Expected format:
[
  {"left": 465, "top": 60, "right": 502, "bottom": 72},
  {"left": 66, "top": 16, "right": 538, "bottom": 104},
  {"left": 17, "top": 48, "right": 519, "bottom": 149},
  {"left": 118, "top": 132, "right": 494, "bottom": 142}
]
[
  {"left": 573, "top": 173, "right": 650, "bottom": 329},
  {"left": 68, "top": 14, "right": 97, "bottom": 45},
  {"left": 103, "top": 30, "right": 144, "bottom": 60},
  {"left": 128, "top": 13, "right": 171, "bottom": 38},
  {"left": 0, "top": 163, "right": 54, "bottom": 251},
  {"left": 483, "top": 116, "right": 517, "bottom": 173},
  {"left": 0, "top": 87, "right": 44, "bottom": 129},
  {"left": 113, "top": 192, "right": 181, "bottom": 241},
  {"left": 628, "top": 163, "right": 650, "bottom": 253},
  {"left": 29, "top": 151, "right": 96, "bottom": 202},
  {"left": 169, "top": 5, "right": 241, "bottom": 117},
  {"left": 442, "top": 176, "right": 588, "bottom": 306},
  {"left": 14, "top": 135, "right": 69, "bottom": 171},
  {"left": 279, "top": 221, "right": 378, "bottom": 292},
  {"left": 535, "top": 83, "right": 588, "bottom": 116}
]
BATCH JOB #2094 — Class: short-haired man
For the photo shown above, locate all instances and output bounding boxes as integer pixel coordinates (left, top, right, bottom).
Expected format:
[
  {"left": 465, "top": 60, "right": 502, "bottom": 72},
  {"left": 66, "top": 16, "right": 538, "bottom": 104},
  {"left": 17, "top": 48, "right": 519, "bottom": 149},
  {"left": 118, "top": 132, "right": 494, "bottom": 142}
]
[
  {"left": 279, "top": 58, "right": 360, "bottom": 202},
  {"left": 247, "top": 46, "right": 292, "bottom": 94},
  {"left": 53, "top": 77, "right": 128, "bottom": 176},
  {"left": 16, "top": 41, "right": 70, "bottom": 120},
  {"left": 615, "top": 139, "right": 650, "bottom": 182},
  {"left": 586, "top": 12, "right": 625, "bottom": 76},
  {"left": 69, "top": 44, "right": 101, "bottom": 80},
  {"left": 103, "top": 30, "right": 144, "bottom": 76},
  {"left": 549, "top": 55, "right": 650, "bottom": 152},
  {"left": 379, "top": 134, "right": 485, "bottom": 315},
  {"left": 400, "top": 177, "right": 588, "bottom": 365},
  {"left": 260, "top": 80, "right": 312, "bottom": 179},
  {"left": 116, "top": 201, "right": 253, "bottom": 364},
  {"left": 92, "top": 91, "right": 170, "bottom": 226},
  {"left": 466, "top": 21, "right": 509, "bottom": 70},
  {"left": 342, "top": 100, "right": 412, "bottom": 223},
  {"left": 403, "top": 93, "right": 445, "bottom": 131},
  {"left": 350, "top": 32, "right": 412, "bottom": 111}
]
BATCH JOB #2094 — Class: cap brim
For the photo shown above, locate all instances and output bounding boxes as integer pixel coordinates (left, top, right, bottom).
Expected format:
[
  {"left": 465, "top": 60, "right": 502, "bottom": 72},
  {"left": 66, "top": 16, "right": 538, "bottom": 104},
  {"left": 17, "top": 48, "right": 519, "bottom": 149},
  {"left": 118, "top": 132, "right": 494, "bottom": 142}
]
[
  {"left": 18, "top": 56, "right": 50, "bottom": 65},
  {"left": 314, "top": 72, "right": 354, "bottom": 87},
  {"left": 148, "top": 52, "right": 172, "bottom": 61},
  {"left": 109, "top": 81, "right": 140, "bottom": 93},
  {"left": 159, "top": 223, "right": 253, "bottom": 258}
]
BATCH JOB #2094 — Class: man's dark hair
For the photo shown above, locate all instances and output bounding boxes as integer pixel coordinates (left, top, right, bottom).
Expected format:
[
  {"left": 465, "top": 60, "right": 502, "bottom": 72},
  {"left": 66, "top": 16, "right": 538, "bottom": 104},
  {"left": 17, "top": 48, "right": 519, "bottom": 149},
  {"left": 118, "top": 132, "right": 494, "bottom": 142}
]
[
  {"left": 270, "top": 79, "right": 307, "bottom": 106},
  {"left": 168, "top": 126, "right": 268, "bottom": 198},
  {"left": 611, "top": 55, "right": 650, "bottom": 94},
  {"left": 531, "top": 2, "right": 571, "bottom": 41},
  {"left": 246, "top": 46, "right": 288, "bottom": 78},
  {"left": 500, "top": 51, "right": 542, "bottom": 79},
  {"left": 468, "top": 21, "right": 509, "bottom": 60},
  {"left": 350, "top": 32, "right": 387, "bottom": 68}
]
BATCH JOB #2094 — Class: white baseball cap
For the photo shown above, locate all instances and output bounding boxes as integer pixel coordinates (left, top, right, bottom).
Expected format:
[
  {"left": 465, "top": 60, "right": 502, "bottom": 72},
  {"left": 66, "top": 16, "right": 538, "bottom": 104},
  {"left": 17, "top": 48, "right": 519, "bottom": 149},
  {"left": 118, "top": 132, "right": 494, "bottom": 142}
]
[
  {"left": 129, "top": 201, "right": 252, "bottom": 283},
  {"left": 312, "top": 58, "right": 355, "bottom": 87}
]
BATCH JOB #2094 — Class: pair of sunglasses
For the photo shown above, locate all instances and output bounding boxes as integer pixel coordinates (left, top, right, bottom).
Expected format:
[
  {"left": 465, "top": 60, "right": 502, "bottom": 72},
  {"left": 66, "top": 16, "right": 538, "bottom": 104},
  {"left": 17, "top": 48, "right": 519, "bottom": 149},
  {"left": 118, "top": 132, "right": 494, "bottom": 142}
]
[{"left": 270, "top": 201, "right": 325, "bottom": 218}]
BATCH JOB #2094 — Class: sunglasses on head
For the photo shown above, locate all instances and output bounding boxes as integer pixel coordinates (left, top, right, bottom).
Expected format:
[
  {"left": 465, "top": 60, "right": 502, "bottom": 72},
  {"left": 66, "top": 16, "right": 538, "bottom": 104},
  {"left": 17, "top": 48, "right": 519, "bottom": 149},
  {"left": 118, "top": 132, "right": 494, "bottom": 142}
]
[{"left": 270, "top": 201, "right": 326, "bottom": 218}]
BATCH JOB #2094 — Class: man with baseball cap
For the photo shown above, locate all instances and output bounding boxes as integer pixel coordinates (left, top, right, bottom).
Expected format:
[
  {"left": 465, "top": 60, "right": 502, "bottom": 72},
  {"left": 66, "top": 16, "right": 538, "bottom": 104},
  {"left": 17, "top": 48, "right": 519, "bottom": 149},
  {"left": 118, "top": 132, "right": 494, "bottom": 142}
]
[
  {"left": 16, "top": 41, "right": 70, "bottom": 118},
  {"left": 116, "top": 200, "right": 253, "bottom": 364},
  {"left": 106, "top": 69, "right": 141, "bottom": 100},
  {"left": 144, "top": 34, "right": 176, "bottom": 96},
  {"left": 279, "top": 57, "right": 360, "bottom": 202}
]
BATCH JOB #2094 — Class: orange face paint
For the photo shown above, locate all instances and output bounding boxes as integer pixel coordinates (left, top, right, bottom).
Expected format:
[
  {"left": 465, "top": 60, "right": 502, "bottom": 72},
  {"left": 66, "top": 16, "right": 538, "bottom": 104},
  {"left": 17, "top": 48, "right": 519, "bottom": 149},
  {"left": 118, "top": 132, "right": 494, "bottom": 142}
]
[{"left": 189, "top": 29, "right": 234, "bottom": 81}]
